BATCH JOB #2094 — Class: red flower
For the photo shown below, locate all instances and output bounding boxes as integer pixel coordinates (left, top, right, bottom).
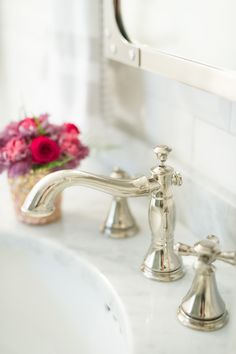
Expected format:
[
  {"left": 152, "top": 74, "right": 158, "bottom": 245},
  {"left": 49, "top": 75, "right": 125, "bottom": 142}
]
[
  {"left": 63, "top": 123, "right": 80, "bottom": 135},
  {"left": 31, "top": 136, "right": 60, "bottom": 164}
]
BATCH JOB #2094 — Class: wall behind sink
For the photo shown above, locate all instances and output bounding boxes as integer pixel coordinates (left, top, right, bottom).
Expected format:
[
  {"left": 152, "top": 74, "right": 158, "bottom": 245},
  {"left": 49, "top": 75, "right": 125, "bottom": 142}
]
[
  {"left": 1, "top": 1, "right": 235, "bottom": 247},
  {"left": 104, "top": 61, "right": 236, "bottom": 247},
  {"left": 0, "top": 0, "right": 103, "bottom": 133}
]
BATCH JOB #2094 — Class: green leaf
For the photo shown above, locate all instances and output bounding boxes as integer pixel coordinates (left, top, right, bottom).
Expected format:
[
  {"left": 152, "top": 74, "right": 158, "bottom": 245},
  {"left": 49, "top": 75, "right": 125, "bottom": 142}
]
[
  {"left": 34, "top": 117, "right": 47, "bottom": 135},
  {"left": 33, "top": 156, "right": 73, "bottom": 172}
]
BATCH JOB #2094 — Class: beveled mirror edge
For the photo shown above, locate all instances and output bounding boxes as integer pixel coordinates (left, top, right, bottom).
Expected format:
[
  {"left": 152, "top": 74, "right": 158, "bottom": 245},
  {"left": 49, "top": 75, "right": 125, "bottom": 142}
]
[{"left": 104, "top": 0, "right": 236, "bottom": 102}]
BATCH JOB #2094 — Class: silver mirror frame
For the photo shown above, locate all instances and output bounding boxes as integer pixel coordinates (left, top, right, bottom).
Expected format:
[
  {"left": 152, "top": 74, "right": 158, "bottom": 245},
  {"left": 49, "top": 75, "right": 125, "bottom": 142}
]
[{"left": 104, "top": 0, "right": 236, "bottom": 101}]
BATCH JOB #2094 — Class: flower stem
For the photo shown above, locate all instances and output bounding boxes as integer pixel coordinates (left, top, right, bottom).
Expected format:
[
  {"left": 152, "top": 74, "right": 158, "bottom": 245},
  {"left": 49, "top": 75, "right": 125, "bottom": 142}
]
[{"left": 33, "top": 156, "right": 73, "bottom": 172}]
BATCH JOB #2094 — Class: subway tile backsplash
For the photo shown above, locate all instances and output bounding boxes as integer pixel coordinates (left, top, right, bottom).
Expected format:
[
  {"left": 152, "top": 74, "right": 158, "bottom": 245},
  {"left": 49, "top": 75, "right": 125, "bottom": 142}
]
[
  {"left": 144, "top": 72, "right": 232, "bottom": 132},
  {"left": 144, "top": 98, "right": 194, "bottom": 164},
  {"left": 230, "top": 103, "right": 236, "bottom": 135},
  {"left": 193, "top": 119, "right": 236, "bottom": 195},
  {"left": 0, "top": 0, "right": 102, "bottom": 131},
  {"left": 106, "top": 62, "right": 236, "bottom": 246}
]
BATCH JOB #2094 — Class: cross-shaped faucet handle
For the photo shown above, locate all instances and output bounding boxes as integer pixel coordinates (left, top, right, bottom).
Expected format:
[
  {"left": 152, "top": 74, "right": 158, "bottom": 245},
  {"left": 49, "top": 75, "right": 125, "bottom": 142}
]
[
  {"left": 176, "top": 235, "right": 236, "bottom": 331},
  {"left": 175, "top": 235, "right": 236, "bottom": 266}
]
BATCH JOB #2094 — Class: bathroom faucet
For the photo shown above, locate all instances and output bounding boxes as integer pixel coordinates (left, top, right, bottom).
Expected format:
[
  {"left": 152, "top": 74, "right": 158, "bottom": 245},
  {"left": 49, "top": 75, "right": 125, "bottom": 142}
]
[
  {"left": 22, "top": 145, "right": 184, "bottom": 281},
  {"left": 175, "top": 235, "right": 236, "bottom": 331}
]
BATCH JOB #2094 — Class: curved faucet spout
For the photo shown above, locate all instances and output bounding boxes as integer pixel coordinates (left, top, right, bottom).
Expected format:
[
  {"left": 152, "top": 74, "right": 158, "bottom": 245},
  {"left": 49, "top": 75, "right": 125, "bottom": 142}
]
[{"left": 21, "top": 169, "right": 160, "bottom": 218}]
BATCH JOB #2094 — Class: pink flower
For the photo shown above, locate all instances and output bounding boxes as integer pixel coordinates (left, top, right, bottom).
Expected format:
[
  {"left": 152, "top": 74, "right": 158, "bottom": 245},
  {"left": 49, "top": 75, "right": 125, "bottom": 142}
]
[
  {"left": 19, "top": 118, "right": 37, "bottom": 136},
  {"left": 8, "top": 160, "right": 31, "bottom": 178},
  {"left": 0, "top": 122, "right": 19, "bottom": 146},
  {"left": 45, "top": 124, "right": 63, "bottom": 141},
  {"left": 31, "top": 136, "right": 60, "bottom": 164},
  {"left": 63, "top": 123, "right": 80, "bottom": 135},
  {"left": 0, "top": 135, "right": 5, "bottom": 148},
  {"left": 5, "top": 137, "right": 29, "bottom": 162},
  {"left": 60, "top": 133, "right": 89, "bottom": 162},
  {"left": 60, "top": 139, "right": 80, "bottom": 157},
  {"left": 39, "top": 113, "right": 49, "bottom": 128},
  {"left": 0, "top": 149, "right": 7, "bottom": 173},
  {"left": 0, "top": 114, "right": 89, "bottom": 177},
  {"left": 59, "top": 134, "right": 80, "bottom": 157},
  {"left": 5, "top": 122, "right": 19, "bottom": 137}
]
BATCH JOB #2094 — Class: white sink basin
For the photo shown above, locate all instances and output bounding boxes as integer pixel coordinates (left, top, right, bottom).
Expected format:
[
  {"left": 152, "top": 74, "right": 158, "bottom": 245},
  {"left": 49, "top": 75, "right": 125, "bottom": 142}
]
[{"left": 0, "top": 233, "right": 132, "bottom": 354}]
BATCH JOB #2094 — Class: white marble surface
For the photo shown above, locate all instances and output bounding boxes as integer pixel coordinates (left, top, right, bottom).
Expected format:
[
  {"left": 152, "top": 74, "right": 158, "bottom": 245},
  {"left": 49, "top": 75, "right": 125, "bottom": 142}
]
[
  {"left": 0, "top": 232, "right": 131, "bottom": 354},
  {"left": 0, "top": 172, "right": 236, "bottom": 354}
]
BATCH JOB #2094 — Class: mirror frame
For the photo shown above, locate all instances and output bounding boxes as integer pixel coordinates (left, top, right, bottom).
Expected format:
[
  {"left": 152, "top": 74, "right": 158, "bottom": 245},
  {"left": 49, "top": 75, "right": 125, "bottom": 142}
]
[{"left": 104, "top": 0, "right": 236, "bottom": 101}]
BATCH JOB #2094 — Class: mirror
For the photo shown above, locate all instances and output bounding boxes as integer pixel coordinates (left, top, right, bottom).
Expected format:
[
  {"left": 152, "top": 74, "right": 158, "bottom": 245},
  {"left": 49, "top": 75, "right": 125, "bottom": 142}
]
[
  {"left": 118, "top": 0, "right": 236, "bottom": 71},
  {"left": 104, "top": 0, "right": 236, "bottom": 101}
]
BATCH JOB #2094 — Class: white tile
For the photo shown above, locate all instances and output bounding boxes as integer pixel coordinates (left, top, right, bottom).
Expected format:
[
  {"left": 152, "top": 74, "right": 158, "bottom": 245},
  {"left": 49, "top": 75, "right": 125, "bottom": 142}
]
[
  {"left": 175, "top": 176, "right": 229, "bottom": 243},
  {"left": 168, "top": 82, "right": 231, "bottom": 130},
  {"left": 106, "top": 63, "right": 147, "bottom": 136},
  {"left": 144, "top": 99, "right": 194, "bottom": 164},
  {"left": 144, "top": 73, "right": 231, "bottom": 131},
  {"left": 230, "top": 102, "right": 236, "bottom": 135},
  {"left": 193, "top": 119, "right": 236, "bottom": 194},
  {"left": 51, "top": 0, "right": 100, "bottom": 37},
  {"left": 224, "top": 205, "right": 236, "bottom": 248},
  {"left": 144, "top": 72, "right": 173, "bottom": 103}
]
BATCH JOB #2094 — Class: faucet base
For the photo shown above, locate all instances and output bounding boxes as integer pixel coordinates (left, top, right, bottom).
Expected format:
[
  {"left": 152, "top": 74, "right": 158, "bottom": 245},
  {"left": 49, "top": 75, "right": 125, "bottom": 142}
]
[
  {"left": 177, "top": 307, "right": 229, "bottom": 331},
  {"left": 141, "top": 264, "right": 184, "bottom": 282},
  {"left": 141, "top": 244, "right": 184, "bottom": 281},
  {"left": 101, "top": 224, "right": 139, "bottom": 239}
]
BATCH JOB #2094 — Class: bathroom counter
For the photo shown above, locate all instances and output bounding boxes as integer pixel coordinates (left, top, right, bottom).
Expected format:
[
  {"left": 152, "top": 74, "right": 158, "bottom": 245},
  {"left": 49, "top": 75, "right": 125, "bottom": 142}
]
[{"left": 0, "top": 172, "right": 235, "bottom": 354}]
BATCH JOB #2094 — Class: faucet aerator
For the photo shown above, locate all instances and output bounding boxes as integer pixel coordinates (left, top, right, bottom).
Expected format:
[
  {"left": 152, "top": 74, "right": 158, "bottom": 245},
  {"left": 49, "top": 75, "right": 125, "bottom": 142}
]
[{"left": 21, "top": 204, "right": 55, "bottom": 218}]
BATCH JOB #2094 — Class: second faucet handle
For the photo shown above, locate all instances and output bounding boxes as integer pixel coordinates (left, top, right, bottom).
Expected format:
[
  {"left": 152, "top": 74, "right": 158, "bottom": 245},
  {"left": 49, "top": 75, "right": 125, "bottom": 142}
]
[
  {"left": 101, "top": 167, "right": 139, "bottom": 239},
  {"left": 175, "top": 235, "right": 236, "bottom": 265},
  {"left": 175, "top": 235, "right": 236, "bottom": 331}
]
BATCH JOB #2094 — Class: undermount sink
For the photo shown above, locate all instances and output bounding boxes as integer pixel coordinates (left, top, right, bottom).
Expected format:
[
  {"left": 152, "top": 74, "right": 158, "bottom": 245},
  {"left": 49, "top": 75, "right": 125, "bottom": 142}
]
[{"left": 0, "top": 233, "right": 132, "bottom": 354}]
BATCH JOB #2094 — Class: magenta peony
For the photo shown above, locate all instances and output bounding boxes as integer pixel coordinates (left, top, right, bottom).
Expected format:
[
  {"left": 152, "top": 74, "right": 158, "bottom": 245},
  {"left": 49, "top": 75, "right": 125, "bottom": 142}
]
[{"left": 31, "top": 136, "right": 60, "bottom": 164}]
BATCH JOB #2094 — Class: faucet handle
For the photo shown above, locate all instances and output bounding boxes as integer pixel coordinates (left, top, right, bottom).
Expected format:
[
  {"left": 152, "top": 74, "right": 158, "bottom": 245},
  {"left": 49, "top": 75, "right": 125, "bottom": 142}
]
[
  {"left": 101, "top": 167, "right": 139, "bottom": 239},
  {"left": 154, "top": 145, "right": 172, "bottom": 166},
  {"left": 217, "top": 251, "right": 236, "bottom": 265},
  {"left": 175, "top": 235, "right": 236, "bottom": 266},
  {"left": 110, "top": 167, "right": 129, "bottom": 179},
  {"left": 176, "top": 235, "right": 236, "bottom": 331},
  {"left": 174, "top": 243, "right": 195, "bottom": 257}
]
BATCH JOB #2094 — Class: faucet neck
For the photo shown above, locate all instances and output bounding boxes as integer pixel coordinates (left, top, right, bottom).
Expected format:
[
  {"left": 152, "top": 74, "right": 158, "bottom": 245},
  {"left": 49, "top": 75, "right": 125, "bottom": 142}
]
[{"left": 22, "top": 170, "right": 160, "bottom": 217}]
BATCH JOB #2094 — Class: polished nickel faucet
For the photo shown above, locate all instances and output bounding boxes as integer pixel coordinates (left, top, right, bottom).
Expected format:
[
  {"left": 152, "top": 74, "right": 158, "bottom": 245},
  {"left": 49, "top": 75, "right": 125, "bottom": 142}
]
[
  {"left": 22, "top": 145, "right": 183, "bottom": 282},
  {"left": 100, "top": 167, "right": 139, "bottom": 239},
  {"left": 175, "top": 235, "right": 236, "bottom": 331}
]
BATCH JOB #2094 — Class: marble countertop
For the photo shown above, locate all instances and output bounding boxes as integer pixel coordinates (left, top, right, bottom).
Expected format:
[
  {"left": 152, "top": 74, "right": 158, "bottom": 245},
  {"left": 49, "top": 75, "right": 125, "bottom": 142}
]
[{"left": 0, "top": 171, "right": 235, "bottom": 354}]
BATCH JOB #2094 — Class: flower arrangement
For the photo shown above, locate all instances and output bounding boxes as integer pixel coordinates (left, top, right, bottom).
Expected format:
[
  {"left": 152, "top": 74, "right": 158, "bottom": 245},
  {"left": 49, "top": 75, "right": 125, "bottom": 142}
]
[
  {"left": 0, "top": 113, "right": 89, "bottom": 177},
  {"left": 0, "top": 114, "right": 89, "bottom": 225}
]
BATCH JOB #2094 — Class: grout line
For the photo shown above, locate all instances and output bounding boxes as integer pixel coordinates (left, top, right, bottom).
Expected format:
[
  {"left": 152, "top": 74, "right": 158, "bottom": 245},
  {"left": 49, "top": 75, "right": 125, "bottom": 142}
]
[
  {"left": 193, "top": 112, "right": 230, "bottom": 132},
  {"left": 227, "top": 101, "right": 233, "bottom": 133},
  {"left": 190, "top": 115, "right": 197, "bottom": 164}
]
